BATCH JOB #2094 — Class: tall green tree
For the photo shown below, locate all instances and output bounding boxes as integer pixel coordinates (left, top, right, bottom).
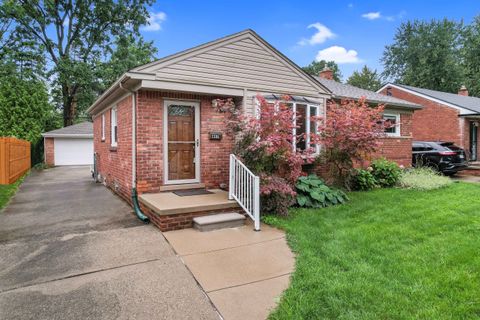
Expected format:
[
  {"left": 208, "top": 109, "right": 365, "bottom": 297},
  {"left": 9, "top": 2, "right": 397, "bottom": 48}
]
[
  {"left": 99, "top": 34, "right": 158, "bottom": 91},
  {"left": 302, "top": 60, "right": 342, "bottom": 82},
  {"left": 347, "top": 65, "right": 382, "bottom": 91},
  {"left": 382, "top": 19, "right": 464, "bottom": 93},
  {"left": 1, "top": 0, "right": 154, "bottom": 126},
  {"left": 0, "top": 71, "right": 58, "bottom": 144},
  {"left": 462, "top": 16, "right": 480, "bottom": 96}
]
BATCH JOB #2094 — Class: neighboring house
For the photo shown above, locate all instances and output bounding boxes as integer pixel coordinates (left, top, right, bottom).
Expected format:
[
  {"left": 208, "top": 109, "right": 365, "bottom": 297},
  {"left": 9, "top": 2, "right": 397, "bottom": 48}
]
[
  {"left": 377, "top": 83, "right": 480, "bottom": 161},
  {"left": 42, "top": 122, "right": 93, "bottom": 166},
  {"left": 316, "top": 69, "right": 421, "bottom": 167},
  {"left": 86, "top": 29, "right": 418, "bottom": 231}
]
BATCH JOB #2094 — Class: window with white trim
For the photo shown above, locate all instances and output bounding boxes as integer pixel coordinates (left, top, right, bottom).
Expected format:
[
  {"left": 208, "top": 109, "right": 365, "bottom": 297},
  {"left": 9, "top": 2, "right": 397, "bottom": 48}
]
[
  {"left": 383, "top": 113, "right": 400, "bottom": 137},
  {"left": 260, "top": 98, "right": 322, "bottom": 154},
  {"left": 101, "top": 113, "right": 105, "bottom": 141},
  {"left": 111, "top": 107, "right": 118, "bottom": 147}
]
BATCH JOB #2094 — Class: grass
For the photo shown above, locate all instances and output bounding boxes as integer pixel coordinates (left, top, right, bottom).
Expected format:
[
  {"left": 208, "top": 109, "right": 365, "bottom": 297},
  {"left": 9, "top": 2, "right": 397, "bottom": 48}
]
[
  {"left": 267, "top": 182, "right": 480, "bottom": 320},
  {"left": 0, "top": 175, "right": 26, "bottom": 210}
]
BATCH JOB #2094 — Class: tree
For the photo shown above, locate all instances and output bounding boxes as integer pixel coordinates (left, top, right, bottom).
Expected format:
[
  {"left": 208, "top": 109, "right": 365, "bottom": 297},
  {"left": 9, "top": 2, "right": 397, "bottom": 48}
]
[
  {"left": 0, "top": 71, "right": 58, "bottom": 144},
  {"left": 99, "top": 34, "right": 158, "bottom": 91},
  {"left": 382, "top": 19, "right": 464, "bottom": 93},
  {"left": 321, "top": 98, "right": 385, "bottom": 188},
  {"left": 347, "top": 65, "right": 382, "bottom": 91},
  {"left": 1, "top": 0, "right": 154, "bottom": 126},
  {"left": 462, "top": 15, "right": 480, "bottom": 96},
  {"left": 302, "top": 60, "right": 342, "bottom": 81}
]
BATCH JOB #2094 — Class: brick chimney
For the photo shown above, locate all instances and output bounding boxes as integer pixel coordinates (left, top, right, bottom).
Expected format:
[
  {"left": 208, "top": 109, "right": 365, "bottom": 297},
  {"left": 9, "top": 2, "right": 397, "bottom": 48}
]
[
  {"left": 458, "top": 85, "right": 469, "bottom": 96},
  {"left": 318, "top": 66, "right": 334, "bottom": 80}
]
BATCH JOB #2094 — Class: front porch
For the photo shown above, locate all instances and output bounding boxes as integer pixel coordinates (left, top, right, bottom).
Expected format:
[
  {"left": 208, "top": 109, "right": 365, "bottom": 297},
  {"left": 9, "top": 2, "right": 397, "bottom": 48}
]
[{"left": 138, "top": 189, "right": 243, "bottom": 232}]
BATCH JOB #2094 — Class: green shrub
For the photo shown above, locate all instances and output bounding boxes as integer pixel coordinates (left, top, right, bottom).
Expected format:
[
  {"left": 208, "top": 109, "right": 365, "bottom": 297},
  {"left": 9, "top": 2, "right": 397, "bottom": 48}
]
[
  {"left": 296, "top": 174, "right": 348, "bottom": 208},
  {"left": 371, "top": 158, "right": 401, "bottom": 187},
  {"left": 398, "top": 167, "right": 452, "bottom": 190},
  {"left": 352, "top": 168, "right": 377, "bottom": 191}
]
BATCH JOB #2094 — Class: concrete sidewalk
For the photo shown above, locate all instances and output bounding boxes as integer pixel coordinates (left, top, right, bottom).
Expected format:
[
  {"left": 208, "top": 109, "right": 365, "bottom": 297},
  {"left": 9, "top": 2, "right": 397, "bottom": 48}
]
[{"left": 164, "top": 223, "right": 294, "bottom": 320}]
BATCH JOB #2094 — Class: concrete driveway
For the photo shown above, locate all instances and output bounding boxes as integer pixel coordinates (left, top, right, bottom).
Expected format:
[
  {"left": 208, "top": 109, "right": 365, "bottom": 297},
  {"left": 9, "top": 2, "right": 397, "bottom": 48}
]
[{"left": 0, "top": 166, "right": 219, "bottom": 320}]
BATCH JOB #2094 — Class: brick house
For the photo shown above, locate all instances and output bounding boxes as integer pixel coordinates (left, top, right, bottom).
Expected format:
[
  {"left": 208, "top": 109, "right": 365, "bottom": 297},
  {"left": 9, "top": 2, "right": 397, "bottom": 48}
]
[
  {"left": 87, "top": 29, "right": 420, "bottom": 231},
  {"left": 377, "top": 83, "right": 480, "bottom": 161},
  {"left": 316, "top": 69, "right": 421, "bottom": 167}
]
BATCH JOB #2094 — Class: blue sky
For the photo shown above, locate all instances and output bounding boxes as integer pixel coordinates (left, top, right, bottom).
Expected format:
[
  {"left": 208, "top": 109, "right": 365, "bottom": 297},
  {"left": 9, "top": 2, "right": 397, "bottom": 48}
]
[{"left": 140, "top": 1, "right": 480, "bottom": 81}]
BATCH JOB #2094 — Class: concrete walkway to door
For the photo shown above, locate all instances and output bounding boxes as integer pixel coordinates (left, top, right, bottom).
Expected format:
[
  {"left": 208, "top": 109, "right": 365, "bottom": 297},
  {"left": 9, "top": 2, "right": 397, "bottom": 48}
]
[{"left": 164, "top": 222, "right": 295, "bottom": 320}]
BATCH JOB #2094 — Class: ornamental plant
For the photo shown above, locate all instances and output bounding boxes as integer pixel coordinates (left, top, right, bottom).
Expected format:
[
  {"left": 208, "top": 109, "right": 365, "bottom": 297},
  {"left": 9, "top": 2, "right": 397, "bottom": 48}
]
[
  {"left": 221, "top": 95, "right": 321, "bottom": 216},
  {"left": 371, "top": 157, "right": 402, "bottom": 187},
  {"left": 295, "top": 175, "right": 348, "bottom": 208},
  {"left": 321, "top": 98, "right": 386, "bottom": 189},
  {"left": 352, "top": 168, "right": 377, "bottom": 191}
]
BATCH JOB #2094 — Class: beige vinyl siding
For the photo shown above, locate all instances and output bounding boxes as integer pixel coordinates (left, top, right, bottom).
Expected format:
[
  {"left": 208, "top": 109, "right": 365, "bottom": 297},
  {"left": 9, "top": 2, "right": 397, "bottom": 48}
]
[{"left": 148, "top": 37, "right": 321, "bottom": 98}]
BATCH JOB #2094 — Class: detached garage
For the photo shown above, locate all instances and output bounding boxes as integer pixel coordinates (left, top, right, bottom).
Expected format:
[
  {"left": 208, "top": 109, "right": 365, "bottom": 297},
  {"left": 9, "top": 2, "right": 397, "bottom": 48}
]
[{"left": 42, "top": 122, "right": 93, "bottom": 166}]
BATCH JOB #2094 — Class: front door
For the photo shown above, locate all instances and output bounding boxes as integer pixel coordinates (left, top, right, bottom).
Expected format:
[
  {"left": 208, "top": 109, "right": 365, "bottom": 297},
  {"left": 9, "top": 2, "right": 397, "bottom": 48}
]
[
  {"left": 164, "top": 100, "right": 200, "bottom": 184},
  {"left": 470, "top": 121, "right": 478, "bottom": 161}
]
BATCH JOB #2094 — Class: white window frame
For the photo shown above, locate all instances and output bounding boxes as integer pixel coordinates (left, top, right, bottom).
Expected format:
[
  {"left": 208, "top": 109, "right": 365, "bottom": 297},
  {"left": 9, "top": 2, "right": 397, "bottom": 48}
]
[
  {"left": 383, "top": 113, "right": 401, "bottom": 137},
  {"left": 101, "top": 113, "right": 105, "bottom": 141},
  {"left": 264, "top": 99, "right": 322, "bottom": 154},
  {"left": 111, "top": 106, "right": 118, "bottom": 147}
]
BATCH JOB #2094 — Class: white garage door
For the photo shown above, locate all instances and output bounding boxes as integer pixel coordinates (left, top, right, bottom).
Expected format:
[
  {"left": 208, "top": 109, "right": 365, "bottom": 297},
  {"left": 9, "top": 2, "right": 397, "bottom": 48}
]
[{"left": 54, "top": 138, "right": 93, "bottom": 165}]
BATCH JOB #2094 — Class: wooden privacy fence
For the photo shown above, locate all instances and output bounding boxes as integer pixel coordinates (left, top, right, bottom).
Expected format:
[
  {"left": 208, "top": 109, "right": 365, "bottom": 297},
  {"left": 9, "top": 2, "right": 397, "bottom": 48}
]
[{"left": 0, "top": 137, "right": 31, "bottom": 185}]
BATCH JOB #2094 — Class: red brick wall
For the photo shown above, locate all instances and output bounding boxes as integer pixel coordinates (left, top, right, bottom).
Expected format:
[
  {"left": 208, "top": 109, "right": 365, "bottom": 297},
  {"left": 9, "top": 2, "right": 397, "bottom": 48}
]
[
  {"left": 44, "top": 137, "right": 54, "bottom": 166},
  {"left": 94, "top": 90, "right": 235, "bottom": 196},
  {"left": 135, "top": 90, "right": 234, "bottom": 193},
  {"left": 93, "top": 94, "right": 133, "bottom": 202},
  {"left": 375, "top": 112, "right": 414, "bottom": 167},
  {"left": 378, "top": 86, "right": 464, "bottom": 147}
]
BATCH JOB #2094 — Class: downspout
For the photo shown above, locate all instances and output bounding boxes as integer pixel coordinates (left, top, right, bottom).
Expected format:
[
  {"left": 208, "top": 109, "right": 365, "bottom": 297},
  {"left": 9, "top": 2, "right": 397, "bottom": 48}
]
[{"left": 119, "top": 82, "right": 149, "bottom": 223}]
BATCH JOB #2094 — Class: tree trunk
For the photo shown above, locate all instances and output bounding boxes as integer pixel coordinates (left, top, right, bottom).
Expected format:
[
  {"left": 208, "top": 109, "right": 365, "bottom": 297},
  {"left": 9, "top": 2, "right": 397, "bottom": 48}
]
[{"left": 62, "top": 84, "right": 75, "bottom": 127}]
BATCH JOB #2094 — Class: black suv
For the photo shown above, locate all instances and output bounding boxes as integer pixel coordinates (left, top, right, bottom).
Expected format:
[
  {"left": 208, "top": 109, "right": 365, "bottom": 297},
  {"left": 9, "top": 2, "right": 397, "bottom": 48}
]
[{"left": 412, "top": 141, "right": 468, "bottom": 175}]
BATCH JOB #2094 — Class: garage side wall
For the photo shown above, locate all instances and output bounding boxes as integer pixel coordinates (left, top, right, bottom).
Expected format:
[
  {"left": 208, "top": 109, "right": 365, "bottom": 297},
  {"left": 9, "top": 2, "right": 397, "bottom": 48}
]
[
  {"left": 94, "top": 94, "right": 133, "bottom": 202},
  {"left": 44, "top": 137, "right": 54, "bottom": 166}
]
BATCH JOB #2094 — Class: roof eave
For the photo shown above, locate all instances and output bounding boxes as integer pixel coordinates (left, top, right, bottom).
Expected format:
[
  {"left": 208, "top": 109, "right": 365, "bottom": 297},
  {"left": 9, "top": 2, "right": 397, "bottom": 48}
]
[
  {"left": 332, "top": 94, "right": 422, "bottom": 110},
  {"left": 41, "top": 134, "right": 93, "bottom": 138}
]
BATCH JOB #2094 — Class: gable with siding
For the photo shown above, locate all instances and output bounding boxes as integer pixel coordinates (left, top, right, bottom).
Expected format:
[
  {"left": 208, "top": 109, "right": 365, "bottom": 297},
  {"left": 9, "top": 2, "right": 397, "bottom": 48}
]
[{"left": 134, "top": 30, "right": 328, "bottom": 99}]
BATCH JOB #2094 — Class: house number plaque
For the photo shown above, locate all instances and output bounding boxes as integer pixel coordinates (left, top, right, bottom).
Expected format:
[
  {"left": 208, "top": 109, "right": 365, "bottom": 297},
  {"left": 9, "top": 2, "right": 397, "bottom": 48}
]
[{"left": 209, "top": 132, "right": 222, "bottom": 140}]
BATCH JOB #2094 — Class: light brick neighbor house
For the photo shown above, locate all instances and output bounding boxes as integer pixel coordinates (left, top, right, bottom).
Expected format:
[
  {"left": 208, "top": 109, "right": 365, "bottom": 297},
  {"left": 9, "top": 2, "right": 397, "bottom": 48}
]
[{"left": 87, "top": 29, "right": 420, "bottom": 231}]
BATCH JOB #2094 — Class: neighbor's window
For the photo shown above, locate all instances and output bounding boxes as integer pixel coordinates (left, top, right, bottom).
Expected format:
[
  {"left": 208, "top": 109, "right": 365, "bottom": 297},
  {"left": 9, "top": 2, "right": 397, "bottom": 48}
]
[
  {"left": 383, "top": 113, "right": 400, "bottom": 137},
  {"left": 111, "top": 107, "right": 118, "bottom": 147},
  {"left": 101, "top": 113, "right": 105, "bottom": 141}
]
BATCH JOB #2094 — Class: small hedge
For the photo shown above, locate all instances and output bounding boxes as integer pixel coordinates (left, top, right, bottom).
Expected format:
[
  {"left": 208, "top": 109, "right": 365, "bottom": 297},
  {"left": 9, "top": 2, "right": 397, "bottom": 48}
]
[{"left": 398, "top": 167, "right": 452, "bottom": 190}]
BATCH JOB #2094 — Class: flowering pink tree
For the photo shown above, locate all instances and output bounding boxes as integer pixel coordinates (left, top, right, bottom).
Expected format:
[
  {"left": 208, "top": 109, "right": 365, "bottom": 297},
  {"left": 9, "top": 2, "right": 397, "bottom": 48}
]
[
  {"left": 221, "top": 95, "right": 320, "bottom": 215},
  {"left": 321, "top": 98, "right": 386, "bottom": 187}
]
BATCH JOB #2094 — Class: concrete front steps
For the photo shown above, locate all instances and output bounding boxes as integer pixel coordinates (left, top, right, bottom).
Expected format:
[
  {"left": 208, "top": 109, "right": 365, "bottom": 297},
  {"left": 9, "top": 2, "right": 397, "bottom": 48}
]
[
  {"left": 138, "top": 189, "right": 243, "bottom": 232},
  {"left": 193, "top": 212, "right": 246, "bottom": 232}
]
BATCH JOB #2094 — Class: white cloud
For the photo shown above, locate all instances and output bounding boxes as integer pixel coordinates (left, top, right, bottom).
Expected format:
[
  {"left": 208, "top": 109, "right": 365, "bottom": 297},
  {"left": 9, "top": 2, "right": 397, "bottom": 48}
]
[
  {"left": 348, "top": 3, "right": 354, "bottom": 8},
  {"left": 142, "top": 11, "right": 167, "bottom": 31},
  {"left": 315, "top": 46, "right": 363, "bottom": 64},
  {"left": 362, "top": 12, "right": 381, "bottom": 20},
  {"left": 298, "top": 23, "right": 335, "bottom": 46}
]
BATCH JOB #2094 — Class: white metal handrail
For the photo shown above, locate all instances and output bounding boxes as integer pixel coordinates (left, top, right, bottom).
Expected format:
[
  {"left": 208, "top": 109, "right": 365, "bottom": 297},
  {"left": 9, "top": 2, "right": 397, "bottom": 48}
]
[{"left": 228, "top": 154, "right": 260, "bottom": 231}]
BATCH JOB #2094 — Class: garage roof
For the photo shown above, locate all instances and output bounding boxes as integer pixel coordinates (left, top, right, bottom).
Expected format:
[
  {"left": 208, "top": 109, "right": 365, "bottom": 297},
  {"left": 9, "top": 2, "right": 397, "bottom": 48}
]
[{"left": 42, "top": 122, "right": 93, "bottom": 138}]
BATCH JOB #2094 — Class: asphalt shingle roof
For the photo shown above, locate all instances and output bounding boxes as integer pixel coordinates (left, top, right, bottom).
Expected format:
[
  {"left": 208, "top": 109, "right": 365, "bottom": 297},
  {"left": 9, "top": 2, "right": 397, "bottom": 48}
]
[
  {"left": 394, "top": 84, "right": 480, "bottom": 114},
  {"left": 42, "top": 122, "right": 93, "bottom": 137},
  {"left": 314, "top": 77, "right": 421, "bottom": 109}
]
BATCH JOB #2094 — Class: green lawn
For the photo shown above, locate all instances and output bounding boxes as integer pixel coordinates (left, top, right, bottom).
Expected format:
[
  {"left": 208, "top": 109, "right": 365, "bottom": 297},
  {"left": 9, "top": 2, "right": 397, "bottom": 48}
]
[
  {"left": 268, "top": 182, "right": 480, "bottom": 320},
  {"left": 0, "top": 176, "right": 25, "bottom": 210}
]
